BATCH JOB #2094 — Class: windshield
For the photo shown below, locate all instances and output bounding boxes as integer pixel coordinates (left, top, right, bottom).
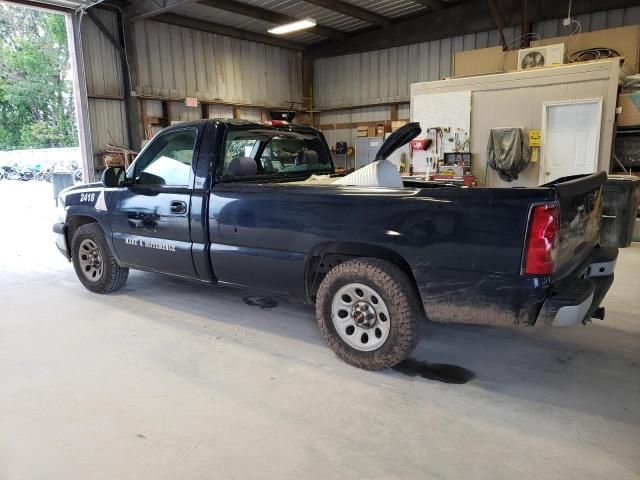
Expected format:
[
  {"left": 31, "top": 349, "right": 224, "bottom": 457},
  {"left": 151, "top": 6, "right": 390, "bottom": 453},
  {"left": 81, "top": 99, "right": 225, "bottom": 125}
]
[{"left": 220, "top": 129, "right": 332, "bottom": 180}]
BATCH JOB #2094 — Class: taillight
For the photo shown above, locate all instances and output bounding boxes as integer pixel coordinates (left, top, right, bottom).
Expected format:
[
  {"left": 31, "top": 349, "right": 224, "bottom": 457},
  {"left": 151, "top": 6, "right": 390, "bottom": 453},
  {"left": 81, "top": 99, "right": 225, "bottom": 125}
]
[{"left": 523, "top": 203, "right": 559, "bottom": 275}]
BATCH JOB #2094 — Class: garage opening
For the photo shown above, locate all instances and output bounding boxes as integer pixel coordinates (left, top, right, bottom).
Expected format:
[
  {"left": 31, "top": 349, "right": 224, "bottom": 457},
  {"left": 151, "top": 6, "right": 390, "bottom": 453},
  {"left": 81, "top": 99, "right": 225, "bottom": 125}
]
[{"left": 0, "top": 3, "right": 82, "bottom": 186}]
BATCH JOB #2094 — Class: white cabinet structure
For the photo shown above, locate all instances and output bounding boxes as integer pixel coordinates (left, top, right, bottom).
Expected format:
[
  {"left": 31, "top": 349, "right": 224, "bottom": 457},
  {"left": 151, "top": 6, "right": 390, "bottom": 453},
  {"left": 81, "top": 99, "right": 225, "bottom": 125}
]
[{"left": 410, "top": 60, "right": 621, "bottom": 187}]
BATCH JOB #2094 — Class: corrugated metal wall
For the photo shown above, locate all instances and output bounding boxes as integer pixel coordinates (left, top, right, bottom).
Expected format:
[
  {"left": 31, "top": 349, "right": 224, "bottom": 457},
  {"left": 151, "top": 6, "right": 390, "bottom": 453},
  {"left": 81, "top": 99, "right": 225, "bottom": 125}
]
[
  {"left": 80, "top": 8, "right": 127, "bottom": 153},
  {"left": 207, "top": 105, "right": 234, "bottom": 118},
  {"left": 533, "top": 6, "right": 640, "bottom": 37},
  {"left": 168, "top": 102, "right": 260, "bottom": 123},
  {"left": 81, "top": 12, "right": 303, "bottom": 158},
  {"left": 315, "top": 5, "right": 640, "bottom": 149},
  {"left": 315, "top": 6, "right": 640, "bottom": 110},
  {"left": 131, "top": 20, "right": 303, "bottom": 107},
  {"left": 141, "top": 99, "right": 261, "bottom": 125},
  {"left": 314, "top": 26, "right": 522, "bottom": 109},
  {"left": 87, "top": 99, "right": 127, "bottom": 154}
]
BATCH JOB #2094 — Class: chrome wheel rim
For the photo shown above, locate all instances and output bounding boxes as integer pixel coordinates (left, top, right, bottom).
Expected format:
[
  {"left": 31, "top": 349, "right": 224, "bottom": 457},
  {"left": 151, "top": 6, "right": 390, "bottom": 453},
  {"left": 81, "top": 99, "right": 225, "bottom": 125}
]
[
  {"left": 78, "top": 239, "right": 104, "bottom": 282},
  {"left": 331, "top": 283, "right": 391, "bottom": 352}
]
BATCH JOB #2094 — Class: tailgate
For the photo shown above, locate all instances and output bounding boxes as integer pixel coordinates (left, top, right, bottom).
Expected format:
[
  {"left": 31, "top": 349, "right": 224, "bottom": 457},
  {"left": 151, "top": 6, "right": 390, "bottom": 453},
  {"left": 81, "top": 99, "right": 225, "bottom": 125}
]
[{"left": 547, "top": 172, "right": 607, "bottom": 279}]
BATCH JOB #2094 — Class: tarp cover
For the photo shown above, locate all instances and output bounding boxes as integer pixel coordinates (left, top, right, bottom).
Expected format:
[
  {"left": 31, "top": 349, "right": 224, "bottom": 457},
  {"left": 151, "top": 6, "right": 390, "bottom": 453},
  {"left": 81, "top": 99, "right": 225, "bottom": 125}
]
[{"left": 486, "top": 128, "right": 531, "bottom": 182}]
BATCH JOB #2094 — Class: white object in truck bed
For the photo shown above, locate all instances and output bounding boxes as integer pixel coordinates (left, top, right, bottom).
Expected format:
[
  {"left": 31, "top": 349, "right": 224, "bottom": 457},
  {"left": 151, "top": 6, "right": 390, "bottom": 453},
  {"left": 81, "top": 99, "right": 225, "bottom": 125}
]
[{"left": 332, "top": 160, "right": 403, "bottom": 188}]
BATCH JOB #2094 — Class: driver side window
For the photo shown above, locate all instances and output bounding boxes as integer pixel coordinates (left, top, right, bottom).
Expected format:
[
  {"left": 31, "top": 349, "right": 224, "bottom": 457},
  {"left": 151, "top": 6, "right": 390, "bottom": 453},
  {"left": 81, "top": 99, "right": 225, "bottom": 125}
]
[{"left": 134, "top": 129, "right": 197, "bottom": 186}]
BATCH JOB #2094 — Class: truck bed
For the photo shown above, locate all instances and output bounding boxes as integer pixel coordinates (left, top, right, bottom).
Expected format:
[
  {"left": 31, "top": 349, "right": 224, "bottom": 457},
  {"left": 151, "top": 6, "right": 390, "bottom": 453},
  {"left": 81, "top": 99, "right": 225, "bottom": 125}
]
[{"left": 207, "top": 171, "right": 606, "bottom": 326}]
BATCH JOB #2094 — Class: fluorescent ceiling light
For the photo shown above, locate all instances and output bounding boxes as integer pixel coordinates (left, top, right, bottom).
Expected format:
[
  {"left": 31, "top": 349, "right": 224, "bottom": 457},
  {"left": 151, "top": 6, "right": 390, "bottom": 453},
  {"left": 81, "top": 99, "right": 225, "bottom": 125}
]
[{"left": 268, "top": 18, "right": 316, "bottom": 35}]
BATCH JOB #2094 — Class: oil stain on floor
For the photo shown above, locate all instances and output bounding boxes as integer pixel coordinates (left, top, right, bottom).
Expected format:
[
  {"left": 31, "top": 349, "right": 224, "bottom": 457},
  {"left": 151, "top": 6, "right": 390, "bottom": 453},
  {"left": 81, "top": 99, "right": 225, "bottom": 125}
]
[
  {"left": 243, "top": 296, "right": 278, "bottom": 309},
  {"left": 392, "top": 358, "right": 475, "bottom": 384}
]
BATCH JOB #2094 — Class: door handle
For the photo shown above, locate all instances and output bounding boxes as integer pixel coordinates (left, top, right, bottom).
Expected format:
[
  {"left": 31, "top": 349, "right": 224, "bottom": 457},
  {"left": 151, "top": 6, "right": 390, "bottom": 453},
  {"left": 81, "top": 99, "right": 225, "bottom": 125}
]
[{"left": 170, "top": 200, "right": 187, "bottom": 214}]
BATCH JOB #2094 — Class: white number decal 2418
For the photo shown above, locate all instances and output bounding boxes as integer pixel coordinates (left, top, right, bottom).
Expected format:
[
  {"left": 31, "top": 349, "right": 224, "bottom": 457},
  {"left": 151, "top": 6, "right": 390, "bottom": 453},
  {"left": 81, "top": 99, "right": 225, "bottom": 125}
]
[{"left": 80, "top": 192, "right": 96, "bottom": 203}]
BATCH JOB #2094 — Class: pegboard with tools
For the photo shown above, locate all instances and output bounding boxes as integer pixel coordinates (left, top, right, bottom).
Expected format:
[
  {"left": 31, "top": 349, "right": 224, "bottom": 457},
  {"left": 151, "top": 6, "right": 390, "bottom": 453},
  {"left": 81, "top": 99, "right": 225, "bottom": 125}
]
[{"left": 410, "top": 90, "right": 472, "bottom": 174}]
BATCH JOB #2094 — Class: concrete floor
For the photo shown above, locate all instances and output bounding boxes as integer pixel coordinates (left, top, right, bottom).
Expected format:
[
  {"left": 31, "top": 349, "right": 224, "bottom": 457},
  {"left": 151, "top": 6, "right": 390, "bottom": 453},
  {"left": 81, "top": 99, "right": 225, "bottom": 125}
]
[{"left": 1, "top": 180, "right": 639, "bottom": 480}]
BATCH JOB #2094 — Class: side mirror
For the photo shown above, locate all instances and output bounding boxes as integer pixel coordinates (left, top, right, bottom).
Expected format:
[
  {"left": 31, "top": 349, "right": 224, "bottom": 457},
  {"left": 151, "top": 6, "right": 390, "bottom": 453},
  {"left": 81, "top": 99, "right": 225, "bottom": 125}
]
[{"left": 101, "top": 167, "right": 126, "bottom": 187}]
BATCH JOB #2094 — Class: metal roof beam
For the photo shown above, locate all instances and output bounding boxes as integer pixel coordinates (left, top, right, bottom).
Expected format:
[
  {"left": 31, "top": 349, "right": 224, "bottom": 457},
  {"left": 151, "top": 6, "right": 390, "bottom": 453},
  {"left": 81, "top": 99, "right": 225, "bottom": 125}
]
[
  {"left": 312, "top": 0, "right": 640, "bottom": 57},
  {"left": 301, "top": 0, "right": 391, "bottom": 27},
  {"left": 311, "top": 0, "right": 493, "bottom": 57},
  {"left": 487, "top": 0, "right": 508, "bottom": 48},
  {"left": 154, "top": 13, "right": 308, "bottom": 51},
  {"left": 124, "top": 0, "right": 200, "bottom": 22},
  {"left": 198, "top": 0, "right": 345, "bottom": 42}
]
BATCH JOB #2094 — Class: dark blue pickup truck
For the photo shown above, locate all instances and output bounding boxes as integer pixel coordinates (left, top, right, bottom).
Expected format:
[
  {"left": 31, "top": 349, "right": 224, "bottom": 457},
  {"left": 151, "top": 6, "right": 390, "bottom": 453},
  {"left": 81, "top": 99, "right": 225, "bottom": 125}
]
[{"left": 53, "top": 120, "right": 618, "bottom": 370}]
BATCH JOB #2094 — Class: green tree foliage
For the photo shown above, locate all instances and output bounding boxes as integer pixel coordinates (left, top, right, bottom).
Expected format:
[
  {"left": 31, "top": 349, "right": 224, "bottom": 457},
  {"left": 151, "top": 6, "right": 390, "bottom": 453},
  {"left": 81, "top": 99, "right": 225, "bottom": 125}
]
[{"left": 0, "top": 4, "right": 78, "bottom": 150}]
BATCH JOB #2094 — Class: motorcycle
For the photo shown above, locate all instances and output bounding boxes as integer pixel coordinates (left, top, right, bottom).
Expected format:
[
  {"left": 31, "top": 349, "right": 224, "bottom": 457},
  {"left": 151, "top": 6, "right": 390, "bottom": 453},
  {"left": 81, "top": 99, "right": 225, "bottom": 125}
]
[
  {"left": 18, "top": 168, "right": 35, "bottom": 181},
  {"left": 34, "top": 167, "right": 54, "bottom": 182},
  {"left": 1, "top": 165, "right": 21, "bottom": 180}
]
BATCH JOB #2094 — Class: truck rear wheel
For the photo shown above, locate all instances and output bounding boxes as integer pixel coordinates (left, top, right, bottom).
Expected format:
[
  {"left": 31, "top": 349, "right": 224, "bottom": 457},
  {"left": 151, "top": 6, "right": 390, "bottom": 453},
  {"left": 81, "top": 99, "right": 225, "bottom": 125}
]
[
  {"left": 71, "top": 223, "right": 128, "bottom": 294},
  {"left": 316, "top": 258, "right": 422, "bottom": 370}
]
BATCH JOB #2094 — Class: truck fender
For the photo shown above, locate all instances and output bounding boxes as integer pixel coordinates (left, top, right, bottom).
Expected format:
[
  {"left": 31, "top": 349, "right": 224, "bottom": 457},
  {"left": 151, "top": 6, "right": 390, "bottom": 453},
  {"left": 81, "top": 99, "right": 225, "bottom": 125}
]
[
  {"left": 304, "top": 241, "right": 422, "bottom": 307},
  {"left": 64, "top": 212, "right": 120, "bottom": 264}
]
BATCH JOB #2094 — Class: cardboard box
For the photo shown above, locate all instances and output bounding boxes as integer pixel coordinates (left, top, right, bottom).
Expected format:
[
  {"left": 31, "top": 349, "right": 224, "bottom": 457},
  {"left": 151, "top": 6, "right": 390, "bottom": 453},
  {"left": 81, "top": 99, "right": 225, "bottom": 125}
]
[
  {"left": 454, "top": 46, "right": 517, "bottom": 77},
  {"left": 392, "top": 120, "right": 407, "bottom": 131},
  {"left": 356, "top": 126, "right": 368, "bottom": 137},
  {"left": 617, "top": 93, "right": 640, "bottom": 127},
  {"left": 367, "top": 125, "right": 376, "bottom": 137},
  {"left": 103, "top": 154, "right": 124, "bottom": 168},
  {"left": 454, "top": 25, "right": 640, "bottom": 78},
  {"left": 375, "top": 124, "right": 385, "bottom": 137}
]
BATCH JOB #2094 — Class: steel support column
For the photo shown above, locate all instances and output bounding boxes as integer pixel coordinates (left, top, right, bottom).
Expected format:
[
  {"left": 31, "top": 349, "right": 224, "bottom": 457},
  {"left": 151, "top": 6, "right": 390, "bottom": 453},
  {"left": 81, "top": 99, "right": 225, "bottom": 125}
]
[{"left": 66, "top": 11, "right": 93, "bottom": 182}]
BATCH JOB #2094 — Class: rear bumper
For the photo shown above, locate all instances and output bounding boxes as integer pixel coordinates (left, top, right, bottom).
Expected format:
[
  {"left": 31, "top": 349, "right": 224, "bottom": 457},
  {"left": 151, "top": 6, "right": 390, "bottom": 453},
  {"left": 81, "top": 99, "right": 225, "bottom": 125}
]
[
  {"left": 53, "top": 222, "right": 70, "bottom": 260},
  {"left": 535, "top": 247, "right": 617, "bottom": 327}
]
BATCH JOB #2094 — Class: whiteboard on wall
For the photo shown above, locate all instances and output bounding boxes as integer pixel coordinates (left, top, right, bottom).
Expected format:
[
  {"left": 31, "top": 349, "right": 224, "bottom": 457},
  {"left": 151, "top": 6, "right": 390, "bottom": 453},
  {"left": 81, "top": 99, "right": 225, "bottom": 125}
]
[{"left": 411, "top": 90, "right": 472, "bottom": 164}]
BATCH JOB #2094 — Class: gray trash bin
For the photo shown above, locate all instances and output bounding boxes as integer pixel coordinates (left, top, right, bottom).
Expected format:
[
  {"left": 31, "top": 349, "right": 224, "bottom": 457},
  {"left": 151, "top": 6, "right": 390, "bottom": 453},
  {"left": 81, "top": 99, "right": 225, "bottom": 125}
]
[
  {"left": 52, "top": 172, "right": 76, "bottom": 205},
  {"left": 601, "top": 175, "right": 640, "bottom": 248}
]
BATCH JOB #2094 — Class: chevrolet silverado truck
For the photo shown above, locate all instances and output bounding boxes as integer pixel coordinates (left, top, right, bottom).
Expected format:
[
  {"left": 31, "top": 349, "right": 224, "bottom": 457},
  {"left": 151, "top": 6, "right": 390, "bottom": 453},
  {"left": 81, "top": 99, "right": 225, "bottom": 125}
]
[{"left": 53, "top": 120, "right": 618, "bottom": 370}]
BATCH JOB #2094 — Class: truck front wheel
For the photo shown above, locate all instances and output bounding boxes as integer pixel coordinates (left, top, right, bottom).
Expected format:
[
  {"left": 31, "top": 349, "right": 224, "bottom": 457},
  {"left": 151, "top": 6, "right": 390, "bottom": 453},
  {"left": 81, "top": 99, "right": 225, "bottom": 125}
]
[
  {"left": 71, "top": 223, "right": 129, "bottom": 294},
  {"left": 316, "top": 258, "right": 422, "bottom": 370}
]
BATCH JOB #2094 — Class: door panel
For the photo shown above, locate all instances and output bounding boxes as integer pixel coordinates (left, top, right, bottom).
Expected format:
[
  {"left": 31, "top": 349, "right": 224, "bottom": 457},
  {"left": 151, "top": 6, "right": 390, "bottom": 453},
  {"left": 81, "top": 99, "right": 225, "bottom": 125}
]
[
  {"left": 208, "top": 188, "right": 308, "bottom": 296},
  {"left": 210, "top": 242, "right": 306, "bottom": 294},
  {"left": 206, "top": 125, "right": 334, "bottom": 294},
  {"left": 109, "top": 188, "right": 195, "bottom": 277}
]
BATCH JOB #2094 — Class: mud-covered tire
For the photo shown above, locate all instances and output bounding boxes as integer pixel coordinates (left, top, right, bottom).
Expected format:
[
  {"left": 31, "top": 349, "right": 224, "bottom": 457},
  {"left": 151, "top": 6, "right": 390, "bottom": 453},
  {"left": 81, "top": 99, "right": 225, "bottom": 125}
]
[
  {"left": 316, "top": 257, "right": 422, "bottom": 370},
  {"left": 71, "top": 223, "right": 128, "bottom": 294}
]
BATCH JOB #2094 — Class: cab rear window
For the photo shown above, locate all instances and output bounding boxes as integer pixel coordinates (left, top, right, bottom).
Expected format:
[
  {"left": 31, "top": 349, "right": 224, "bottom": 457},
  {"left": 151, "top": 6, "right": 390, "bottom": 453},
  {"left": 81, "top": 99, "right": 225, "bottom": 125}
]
[{"left": 221, "top": 129, "right": 331, "bottom": 180}]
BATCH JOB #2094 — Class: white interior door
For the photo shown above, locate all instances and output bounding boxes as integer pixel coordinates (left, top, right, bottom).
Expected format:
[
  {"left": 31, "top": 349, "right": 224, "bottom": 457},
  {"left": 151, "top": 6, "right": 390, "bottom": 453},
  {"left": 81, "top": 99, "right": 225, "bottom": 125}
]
[{"left": 540, "top": 99, "right": 602, "bottom": 184}]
